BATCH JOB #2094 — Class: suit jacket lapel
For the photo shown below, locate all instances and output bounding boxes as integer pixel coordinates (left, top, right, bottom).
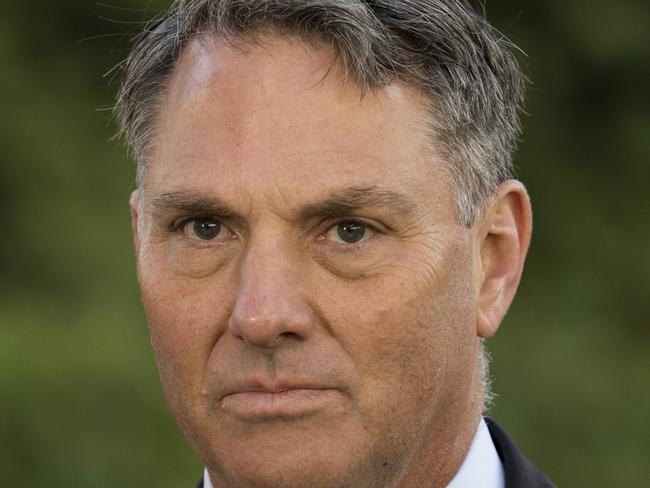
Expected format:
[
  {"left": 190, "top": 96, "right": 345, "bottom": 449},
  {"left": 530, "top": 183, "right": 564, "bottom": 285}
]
[{"left": 485, "top": 418, "right": 556, "bottom": 488}]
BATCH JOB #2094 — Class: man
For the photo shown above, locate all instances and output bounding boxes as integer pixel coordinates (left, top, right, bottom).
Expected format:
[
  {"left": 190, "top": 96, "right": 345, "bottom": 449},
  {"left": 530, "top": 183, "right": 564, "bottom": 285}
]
[{"left": 116, "top": 1, "right": 555, "bottom": 487}]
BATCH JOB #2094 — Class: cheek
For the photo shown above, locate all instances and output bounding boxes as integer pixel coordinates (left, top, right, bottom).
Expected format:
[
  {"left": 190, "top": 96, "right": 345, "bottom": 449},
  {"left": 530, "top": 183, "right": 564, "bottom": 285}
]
[
  {"left": 316, "top": 241, "right": 478, "bottom": 417},
  {"left": 137, "top": 249, "right": 234, "bottom": 399}
]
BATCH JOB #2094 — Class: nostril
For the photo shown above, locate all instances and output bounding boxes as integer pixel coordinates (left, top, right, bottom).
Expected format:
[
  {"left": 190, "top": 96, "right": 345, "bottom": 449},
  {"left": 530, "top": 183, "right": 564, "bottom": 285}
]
[
  {"left": 228, "top": 288, "right": 316, "bottom": 347},
  {"left": 278, "top": 331, "right": 300, "bottom": 341}
]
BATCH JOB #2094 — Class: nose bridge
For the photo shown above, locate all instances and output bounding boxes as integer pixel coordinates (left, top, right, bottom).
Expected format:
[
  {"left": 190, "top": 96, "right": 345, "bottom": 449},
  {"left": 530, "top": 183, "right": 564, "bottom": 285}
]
[{"left": 229, "top": 232, "right": 314, "bottom": 347}]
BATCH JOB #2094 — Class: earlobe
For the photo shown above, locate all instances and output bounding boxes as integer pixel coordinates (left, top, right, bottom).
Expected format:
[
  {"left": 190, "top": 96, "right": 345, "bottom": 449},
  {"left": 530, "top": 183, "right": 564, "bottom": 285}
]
[
  {"left": 129, "top": 190, "right": 141, "bottom": 257},
  {"left": 476, "top": 180, "right": 532, "bottom": 338}
]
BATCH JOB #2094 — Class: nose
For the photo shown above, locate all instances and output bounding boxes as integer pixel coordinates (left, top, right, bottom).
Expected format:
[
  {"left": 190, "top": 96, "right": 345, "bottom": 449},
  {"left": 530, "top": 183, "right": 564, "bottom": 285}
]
[{"left": 228, "top": 238, "right": 316, "bottom": 349}]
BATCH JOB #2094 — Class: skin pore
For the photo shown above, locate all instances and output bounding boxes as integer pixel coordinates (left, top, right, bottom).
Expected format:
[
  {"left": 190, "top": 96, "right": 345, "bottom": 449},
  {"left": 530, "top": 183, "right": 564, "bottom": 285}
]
[{"left": 131, "top": 34, "right": 531, "bottom": 488}]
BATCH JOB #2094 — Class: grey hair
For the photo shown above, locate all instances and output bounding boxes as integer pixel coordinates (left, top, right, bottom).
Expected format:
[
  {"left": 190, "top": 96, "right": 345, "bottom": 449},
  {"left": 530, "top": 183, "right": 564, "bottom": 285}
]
[
  {"left": 115, "top": 0, "right": 526, "bottom": 228},
  {"left": 479, "top": 339, "right": 495, "bottom": 411}
]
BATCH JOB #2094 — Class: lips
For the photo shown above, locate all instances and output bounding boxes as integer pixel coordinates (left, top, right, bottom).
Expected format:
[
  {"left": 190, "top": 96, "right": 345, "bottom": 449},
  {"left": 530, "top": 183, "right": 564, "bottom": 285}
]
[{"left": 219, "top": 380, "right": 341, "bottom": 419}]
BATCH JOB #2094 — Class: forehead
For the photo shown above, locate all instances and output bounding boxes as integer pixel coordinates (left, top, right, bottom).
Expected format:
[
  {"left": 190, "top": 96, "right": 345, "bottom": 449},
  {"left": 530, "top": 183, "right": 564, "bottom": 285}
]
[{"left": 146, "top": 34, "right": 454, "bottom": 214}]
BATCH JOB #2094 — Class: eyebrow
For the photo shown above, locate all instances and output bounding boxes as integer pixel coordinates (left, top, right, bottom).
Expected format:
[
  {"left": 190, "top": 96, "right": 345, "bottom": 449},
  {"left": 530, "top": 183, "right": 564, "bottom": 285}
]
[
  {"left": 297, "top": 186, "right": 418, "bottom": 220},
  {"left": 149, "top": 185, "right": 418, "bottom": 222},
  {"left": 150, "top": 192, "right": 240, "bottom": 221}
]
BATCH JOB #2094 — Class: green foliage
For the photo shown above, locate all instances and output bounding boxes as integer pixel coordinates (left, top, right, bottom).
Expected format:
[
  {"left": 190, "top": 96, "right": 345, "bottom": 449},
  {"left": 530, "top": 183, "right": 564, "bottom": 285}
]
[{"left": 1, "top": 1, "right": 648, "bottom": 486}]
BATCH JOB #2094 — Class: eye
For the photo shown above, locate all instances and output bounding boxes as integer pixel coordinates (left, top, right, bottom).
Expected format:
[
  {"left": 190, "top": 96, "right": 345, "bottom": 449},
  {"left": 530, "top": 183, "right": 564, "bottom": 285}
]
[
  {"left": 324, "top": 220, "right": 374, "bottom": 245},
  {"left": 182, "top": 218, "right": 226, "bottom": 241}
]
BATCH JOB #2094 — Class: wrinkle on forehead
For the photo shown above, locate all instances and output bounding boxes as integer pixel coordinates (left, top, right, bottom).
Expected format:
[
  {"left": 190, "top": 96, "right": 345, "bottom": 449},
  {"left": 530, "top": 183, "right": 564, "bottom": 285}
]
[
  {"left": 146, "top": 32, "right": 454, "bottom": 226},
  {"left": 163, "top": 34, "right": 337, "bottom": 119},
  {"left": 160, "top": 33, "right": 430, "bottom": 141}
]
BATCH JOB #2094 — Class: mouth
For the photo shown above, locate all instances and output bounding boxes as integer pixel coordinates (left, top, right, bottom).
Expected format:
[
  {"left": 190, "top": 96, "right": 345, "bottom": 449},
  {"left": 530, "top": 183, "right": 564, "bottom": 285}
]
[{"left": 220, "top": 386, "right": 341, "bottom": 419}]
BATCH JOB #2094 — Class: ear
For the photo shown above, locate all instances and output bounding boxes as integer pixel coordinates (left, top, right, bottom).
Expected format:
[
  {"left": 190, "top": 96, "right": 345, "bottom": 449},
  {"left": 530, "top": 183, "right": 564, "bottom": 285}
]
[
  {"left": 129, "top": 190, "right": 141, "bottom": 258},
  {"left": 476, "top": 180, "right": 532, "bottom": 338}
]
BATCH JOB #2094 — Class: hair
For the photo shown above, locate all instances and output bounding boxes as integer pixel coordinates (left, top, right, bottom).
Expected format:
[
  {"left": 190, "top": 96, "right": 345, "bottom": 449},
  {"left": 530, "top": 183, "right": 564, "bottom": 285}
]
[
  {"left": 115, "top": 0, "right": 525, "bottom": 409},
  {"left": 115, "top": 0, "right": 526, "bottom": 228}
]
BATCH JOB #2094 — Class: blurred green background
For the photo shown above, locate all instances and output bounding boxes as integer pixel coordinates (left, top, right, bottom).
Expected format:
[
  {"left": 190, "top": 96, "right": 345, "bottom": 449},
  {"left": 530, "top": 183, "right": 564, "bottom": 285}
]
[{"left": 1, "top": 1, "right": 648, "bottom": 486}]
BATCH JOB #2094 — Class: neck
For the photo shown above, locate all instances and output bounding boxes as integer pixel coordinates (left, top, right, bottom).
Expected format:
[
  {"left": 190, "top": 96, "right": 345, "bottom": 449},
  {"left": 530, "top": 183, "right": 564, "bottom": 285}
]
[{"left": 389, "top": 359, "right": 485, "bottom": 488}]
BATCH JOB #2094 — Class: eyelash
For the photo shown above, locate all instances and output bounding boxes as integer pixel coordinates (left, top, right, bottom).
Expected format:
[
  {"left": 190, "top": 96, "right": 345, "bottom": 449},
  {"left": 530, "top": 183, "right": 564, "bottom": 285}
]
[
  {"left": 170, "top": 216, "right": 212, "bottom": 233},
  {"left": 319, "top": 219, "right": 381, "bottom": 245}
]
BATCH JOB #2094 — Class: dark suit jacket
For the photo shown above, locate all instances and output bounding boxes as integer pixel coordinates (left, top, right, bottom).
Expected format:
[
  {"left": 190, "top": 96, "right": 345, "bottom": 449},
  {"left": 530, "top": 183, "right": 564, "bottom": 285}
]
[
  {"left": 485, "top": 418, "right": 556, "bottom": 488},
  {"left": 196, "top": 418, "right": 556, "bottom": 487}
]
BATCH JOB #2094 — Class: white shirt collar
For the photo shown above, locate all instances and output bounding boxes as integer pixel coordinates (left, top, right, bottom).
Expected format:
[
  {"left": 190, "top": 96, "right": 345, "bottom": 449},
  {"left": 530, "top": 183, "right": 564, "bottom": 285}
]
[
  {"left": 446, "top": 417, "right": 505, "bottom": 488},
  {"left": 203, "top": 418, "right": 503, "bottom": 488},
  {"left": 203, "top": 467, "right": 214, "bottom": 488}
]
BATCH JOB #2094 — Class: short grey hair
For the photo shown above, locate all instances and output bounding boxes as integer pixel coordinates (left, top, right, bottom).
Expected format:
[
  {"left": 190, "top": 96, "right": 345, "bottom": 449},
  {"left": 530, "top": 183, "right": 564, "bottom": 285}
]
[{"left": 115, "top": 0, "right": 526, "bottom": 228}]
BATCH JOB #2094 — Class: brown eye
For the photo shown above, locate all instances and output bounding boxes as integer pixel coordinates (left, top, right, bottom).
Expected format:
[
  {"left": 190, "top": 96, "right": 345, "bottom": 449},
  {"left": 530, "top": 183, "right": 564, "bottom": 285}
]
[{"left": 183, "top": 218, "right": 223, "bottom": 241}]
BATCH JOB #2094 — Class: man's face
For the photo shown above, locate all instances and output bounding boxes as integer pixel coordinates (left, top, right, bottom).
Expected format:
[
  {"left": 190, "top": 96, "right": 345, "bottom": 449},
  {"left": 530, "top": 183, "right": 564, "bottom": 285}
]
[{"left": 133, "top": 35, "right": 486, "bottom": 487}]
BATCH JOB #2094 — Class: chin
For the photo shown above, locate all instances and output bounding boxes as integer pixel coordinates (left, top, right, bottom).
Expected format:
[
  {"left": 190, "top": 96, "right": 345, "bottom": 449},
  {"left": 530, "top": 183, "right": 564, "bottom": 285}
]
[
  {"left": 212, "top": 462, "right": 350, "bottom": 488},
  {"left": 206, "top": 443, "right": 362, "bottom": 488},
  {"left": 193, "top": 418, "right": 383, "bottom": 488}
]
